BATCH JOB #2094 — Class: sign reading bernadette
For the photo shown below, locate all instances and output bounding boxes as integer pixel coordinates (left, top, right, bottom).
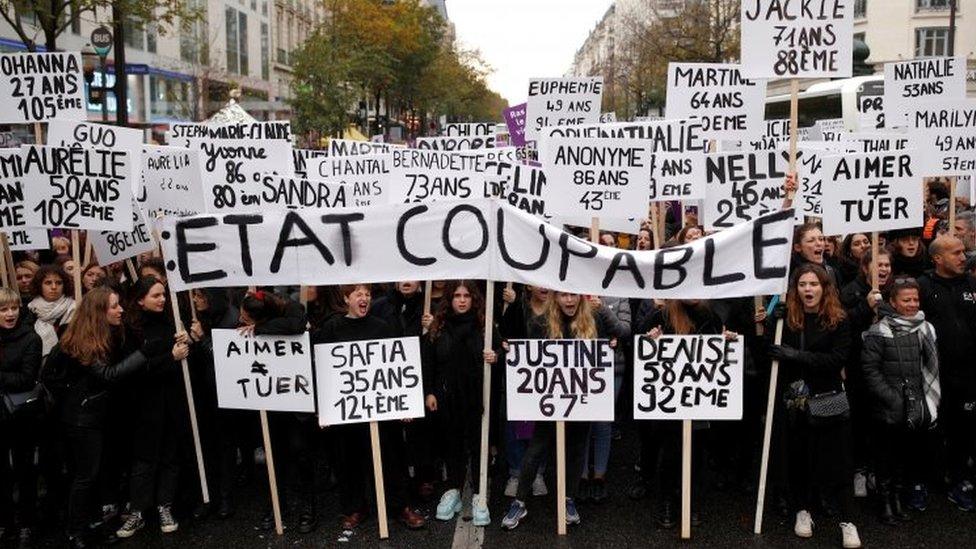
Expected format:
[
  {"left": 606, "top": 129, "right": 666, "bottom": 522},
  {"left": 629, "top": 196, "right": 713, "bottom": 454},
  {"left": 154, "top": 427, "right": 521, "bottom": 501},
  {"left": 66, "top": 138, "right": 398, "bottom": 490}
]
[{"left": 157, "top": 199, "right": 796, "bottom": 300}]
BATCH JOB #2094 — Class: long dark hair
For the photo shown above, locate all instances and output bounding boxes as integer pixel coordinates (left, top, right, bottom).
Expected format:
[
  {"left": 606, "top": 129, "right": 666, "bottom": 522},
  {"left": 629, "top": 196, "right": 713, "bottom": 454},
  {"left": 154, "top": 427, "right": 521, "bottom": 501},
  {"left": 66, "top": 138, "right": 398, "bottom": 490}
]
[
  {"left": 241, "top": 289, "right": 288, "bottom": 325},
  {"left": 787, "top": 264, "right": 846, "bottom": 331},
  {"left": 429, "top": 280, "right": 485, "bottom": 339},
  {"left": 125, "top": 276, "right": 170, "bottom": 339},
  {"left": 61, "top": 286, "right": 121, "bottom": 365}
]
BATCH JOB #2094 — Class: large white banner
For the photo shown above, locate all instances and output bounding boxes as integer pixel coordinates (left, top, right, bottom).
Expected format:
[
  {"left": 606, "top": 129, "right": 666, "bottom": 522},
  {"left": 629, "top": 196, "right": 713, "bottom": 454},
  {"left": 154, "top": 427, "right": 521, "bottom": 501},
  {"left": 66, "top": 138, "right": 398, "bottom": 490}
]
[
  {"left": 211, "top": 330, "right": 315, "bottom": 413},
  {"left": 0, "top": 52, "right": 85, "bottom": 123},
  {"left": 740, "top": 0, "right": 854, "bottom": 79},
  {"left": 315, "top": 336, "right": 425, "bottom": 426},
  {"left": 141, "top": 145, "right": 207, "bottom": 217},
  {"left": 821, "top": 151, "right": 924, "bottom": 236},
  {"left": 158, "top": 199, "right": 796, "bottom": 300},
  {"left": 506, "top": 339, "right": 615, "bottom": 421},
  {"left": 525, "top": 77, "right": 604, "bottom": 143},
  {"left": 907, "top": 100, "right": 976, "bottom": 176},
  {"left": 665, "top": 63, "right": 767, "bottom": 141},
  {"left": 633, "top": 335, "right": 743, "bottom": 420},
  {"left": 884, "top": 57, "right": 967, "bottom": 128}
]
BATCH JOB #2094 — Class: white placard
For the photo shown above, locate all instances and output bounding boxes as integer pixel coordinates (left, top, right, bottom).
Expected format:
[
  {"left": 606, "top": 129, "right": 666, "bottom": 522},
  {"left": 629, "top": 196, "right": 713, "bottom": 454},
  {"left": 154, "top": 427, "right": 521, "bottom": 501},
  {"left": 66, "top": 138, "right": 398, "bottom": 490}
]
[
  {"left": 650, "top": 152, "right": 707, "bottom": 201},
  {"left": 526, "top": 77, "right": 604, "bottom": 143},
  {"left": 703, "top": 150, "right": 796, "bottom": 229},
  {"left": 47, "top": 120, "right": 144, "bottom": 197},
  {"left": 329, "top": 139, "right": 403, "bottom": 156},
  {"left": 0, "top": 52, "right": 85, "bottom": 123},
  {"left": 315, "top": 336, "right": 424, "bottom": 426},
  {"left": 389, "top": 149, "right": 486, "bottom": 203},
  {"left": 141, "top": 145, "right": 207, "bottom": 217},
  {"left": 20, "top": 145, "right": 133, "bottom": 230},
  {"left": 293, "top": 148, "right": 327, "bottom": 178},
  {"left": 666, "top": 63, "right": 767, "bottom": 140},
  {"left": 907, "top": 100, "right": 976, "bottom": 175},
  {"left": 539, "top": 136, "right": 652, "bottom": 221},
  {"left": 257, "top": 174, "right": 380, "bottom": 209},
  {"left": 885, "top": 57, "right": 967, "bottom": 128},
  {"left": 442, "top": 123, "right": 494, "bottom": 136},
  {"left": 305, "top": 153, "right": 390, "bottom": 207},
  {"left": 167, "top": 121, "right": 291, "bottom": 147},
  {"left": 88, "top": 201, "right": 156, "bottom": 264},
  {"left": 506, "top": 339, "right": 614, "bottom": 421},
  {"left": 740, "top": 1, "right": 854, "bottom": 78},
  {"left": 794, "top": 144, "right": 859, "bottom": 218},
  {"left": 633, "top": 335, "right": 743, "bottom": 420},
  {"left": 189, "top": 137, "right": 294, "bottom": 213},
  {"left": 842, "top": 131, "right": 916, "bottom": 153},
  {"left": 494, "top": 162, "right": 548, "bottom": 218},
  {"left": 415, "top": 135, "right": 495, "bottom": 151},
  {"left": 3, "top": 228, "right": 48, "bottom": 251},
  {"left": 821, "top": 151, "right": 924, "bottom": 235},
  {"left": 212, "top": 330, "right": 315, "bottom": 413},
  {"left": 0, "top": 149, "right": 29, "bottom": 230}
]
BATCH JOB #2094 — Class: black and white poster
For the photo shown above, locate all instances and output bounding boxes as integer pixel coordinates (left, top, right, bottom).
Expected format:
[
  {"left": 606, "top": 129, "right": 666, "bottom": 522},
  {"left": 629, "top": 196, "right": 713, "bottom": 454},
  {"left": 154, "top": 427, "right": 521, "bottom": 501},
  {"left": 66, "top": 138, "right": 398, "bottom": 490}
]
[
  {"left": 212, "top": 330, "right": 315, "bottom": 413},
  {"left": 0, "top": 52, "right": 85, "bottom": 123}
]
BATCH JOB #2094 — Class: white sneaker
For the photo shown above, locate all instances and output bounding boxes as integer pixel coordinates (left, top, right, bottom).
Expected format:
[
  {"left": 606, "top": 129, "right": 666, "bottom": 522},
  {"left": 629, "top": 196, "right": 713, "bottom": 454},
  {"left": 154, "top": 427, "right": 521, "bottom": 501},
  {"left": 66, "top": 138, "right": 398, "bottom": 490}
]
[
  {"left": 531, "top": 474, "right": 548, "bottom": 496},
  {"left": 794, "top": 510, "right": 814, "bottom": 538},
  {"left": 504, "top": 477, "right": 519, "bottom": 498},
  {"left": 840, "top": 522, "right": 862, "bottom": 548},
  {"left": 853, "top": 472, "right": 868, "bottom": 498}
]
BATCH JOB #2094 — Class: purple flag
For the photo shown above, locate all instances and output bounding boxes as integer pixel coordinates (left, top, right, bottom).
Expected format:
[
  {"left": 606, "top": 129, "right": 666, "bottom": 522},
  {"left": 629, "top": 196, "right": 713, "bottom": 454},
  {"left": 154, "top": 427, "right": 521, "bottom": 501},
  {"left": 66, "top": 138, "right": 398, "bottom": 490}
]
[{"left": 503, "top": 103, "right": 527, "bottom": 147}]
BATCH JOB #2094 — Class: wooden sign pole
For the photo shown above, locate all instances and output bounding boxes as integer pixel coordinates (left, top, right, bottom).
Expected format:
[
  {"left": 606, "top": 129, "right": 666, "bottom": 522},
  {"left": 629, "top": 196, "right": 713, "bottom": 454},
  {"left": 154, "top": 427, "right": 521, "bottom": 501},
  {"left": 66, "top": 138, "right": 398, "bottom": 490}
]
[
  {"left": 370, "top": 421, "right": 390, "bottom": 539},
  {"left": 681, "top": 419, "right": 693, "bottom": 539},
  {"left": 0, "top": 233, "right": 16, "bottom": 289},
  {"left": 477, "top": 281, "right": 495, "bottom": 522},
  {"left": 70, "top": 230, "right": 82, "bottom": 302},
  {"left": 260, "top": 409, "right": 283, "bottom": 535}
]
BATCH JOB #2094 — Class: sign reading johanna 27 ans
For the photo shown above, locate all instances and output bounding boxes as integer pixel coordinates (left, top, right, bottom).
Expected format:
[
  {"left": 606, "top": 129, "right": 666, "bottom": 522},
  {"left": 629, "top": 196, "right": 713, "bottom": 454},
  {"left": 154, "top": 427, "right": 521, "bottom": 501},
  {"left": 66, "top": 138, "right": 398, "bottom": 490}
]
[{"left": 0, "top": 52, "right": 85, "bottom": 123}]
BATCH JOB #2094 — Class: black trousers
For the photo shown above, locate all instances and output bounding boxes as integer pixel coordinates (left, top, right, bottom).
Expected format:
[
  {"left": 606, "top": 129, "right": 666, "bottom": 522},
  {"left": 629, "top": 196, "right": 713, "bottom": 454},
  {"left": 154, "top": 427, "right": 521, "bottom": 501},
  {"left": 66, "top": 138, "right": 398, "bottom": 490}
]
[
  {"left": 942, "top": 398, "right": 976, "bottom": 485},
  {"left": 334, "top": 422, "right": 409, "bottom": 516},
  {"left": 439, "top": 404, "right": 483, "bottom": 493},
  {"left": 0, "top": 417, "right": 38, "bottom": 529},
  {"left": 268, "top": 412, "right": 317, "bottom": 511},
  {"left": 128, "top": 400, "right": 184, "bottom": 513},
  {"left": 515, "top": 422, "right": 588, "bottom": 502},
  {"left": 64, "top": 426, "right": 102, "bottom": 537},
  {"left": 873, "top": 422, "right": 928, "bottom": 488}
]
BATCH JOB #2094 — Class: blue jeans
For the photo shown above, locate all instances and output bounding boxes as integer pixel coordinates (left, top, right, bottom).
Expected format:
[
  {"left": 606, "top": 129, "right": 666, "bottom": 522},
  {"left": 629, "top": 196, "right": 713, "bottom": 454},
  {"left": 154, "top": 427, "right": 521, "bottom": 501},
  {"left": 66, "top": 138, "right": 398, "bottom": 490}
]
[{"left": 582, "top": 374, "right": 624, "bottom": 477}]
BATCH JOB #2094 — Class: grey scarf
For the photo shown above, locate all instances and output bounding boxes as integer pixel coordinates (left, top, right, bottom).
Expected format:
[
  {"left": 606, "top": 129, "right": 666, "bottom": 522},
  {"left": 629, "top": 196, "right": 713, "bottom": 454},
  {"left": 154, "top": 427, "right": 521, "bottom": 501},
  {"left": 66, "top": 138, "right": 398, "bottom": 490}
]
[{"left": 878, "top": 311, "right": 940, "bottom": 422}]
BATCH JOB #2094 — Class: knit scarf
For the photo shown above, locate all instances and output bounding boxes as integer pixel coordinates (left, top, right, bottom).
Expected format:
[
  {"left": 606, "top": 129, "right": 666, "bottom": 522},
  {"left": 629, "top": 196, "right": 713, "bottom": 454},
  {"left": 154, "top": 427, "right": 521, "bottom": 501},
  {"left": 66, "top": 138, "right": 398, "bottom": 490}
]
[
  {"left": 28, "top": 295, "right": 75, "bottom": 356},
  {"left": 877, "top": 310, "right": 941, "bottom": 422}
]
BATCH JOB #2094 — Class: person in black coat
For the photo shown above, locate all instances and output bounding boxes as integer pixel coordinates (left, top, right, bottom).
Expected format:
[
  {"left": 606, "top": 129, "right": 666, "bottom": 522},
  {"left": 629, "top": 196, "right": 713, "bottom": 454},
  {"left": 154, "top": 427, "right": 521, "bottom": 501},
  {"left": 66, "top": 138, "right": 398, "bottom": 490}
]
[
  {"left": 0, "top": 287, "right": 42, "bottom": 547},
  {"left": 791, "top": 222, "right": 843, "bottom": 288},
  {"left": 42, "top": 286, "right": 169, "bottom": 549},
  {"left": 114, "top": 277, "right": 192, "bottom": 540},
  {"left": 862, "top": 278, "right": 940, "bottom": 524},
  {"left": 889, "top": 228, "right": 930, "bottom": 279},
  {"left": 766, "top": 263, "right": 861, "bottom": 548}
]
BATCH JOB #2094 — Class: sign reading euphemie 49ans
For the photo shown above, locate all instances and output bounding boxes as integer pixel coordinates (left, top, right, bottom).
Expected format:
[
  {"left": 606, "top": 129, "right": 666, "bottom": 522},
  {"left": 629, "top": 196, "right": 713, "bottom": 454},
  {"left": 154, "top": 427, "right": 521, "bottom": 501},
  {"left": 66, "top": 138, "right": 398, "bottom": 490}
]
[
  {"left": 739, "top": 1, "right": 854, "bottom": 79},
  {"left": 0, "top": 52, "right": 86, "bottom": 123}
]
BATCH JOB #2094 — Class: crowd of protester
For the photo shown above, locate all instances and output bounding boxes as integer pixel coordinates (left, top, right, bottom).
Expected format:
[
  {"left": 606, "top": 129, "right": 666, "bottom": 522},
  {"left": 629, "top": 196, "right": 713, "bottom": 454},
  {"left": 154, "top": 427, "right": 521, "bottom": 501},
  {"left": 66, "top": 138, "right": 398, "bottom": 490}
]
[{"left": 0, "top": 177, "right": 974, "bottom": 549}]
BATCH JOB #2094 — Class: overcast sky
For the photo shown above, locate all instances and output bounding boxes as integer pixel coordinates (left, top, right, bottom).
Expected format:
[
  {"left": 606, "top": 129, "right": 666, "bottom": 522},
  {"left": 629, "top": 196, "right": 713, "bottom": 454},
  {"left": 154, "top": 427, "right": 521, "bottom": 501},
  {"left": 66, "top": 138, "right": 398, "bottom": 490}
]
[{"left": 449, "top": 0, "right": 614, "bottom": 105}]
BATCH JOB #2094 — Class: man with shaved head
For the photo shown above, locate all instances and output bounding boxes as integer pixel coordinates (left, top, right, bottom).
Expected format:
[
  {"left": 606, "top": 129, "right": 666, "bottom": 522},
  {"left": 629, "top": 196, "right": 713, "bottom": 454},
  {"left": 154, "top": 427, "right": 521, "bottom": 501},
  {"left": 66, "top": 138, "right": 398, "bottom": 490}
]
[{"left": 918, "top": 235, "right": 976, "bottom": 512}]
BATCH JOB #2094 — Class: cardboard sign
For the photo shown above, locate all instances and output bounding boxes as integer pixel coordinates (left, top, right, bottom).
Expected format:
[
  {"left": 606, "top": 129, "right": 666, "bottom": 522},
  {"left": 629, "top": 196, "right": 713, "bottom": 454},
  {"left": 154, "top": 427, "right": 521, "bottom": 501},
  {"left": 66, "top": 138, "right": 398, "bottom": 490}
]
[
  {"left": 212, "top": 330, "right": 315, "bottom": 413},
  {"left": 740, "top": 0, "right": 854, "bottom": 78},
  {"left": 907, "top": 100, "right": 976, "bottom": 175},
  {"left": 158, "top": 199, "right": 796, "bottom": 301},
  {"left": 315, "top": 336, "right": 424, "bottom": 426},
  {"left": 703, "top": 150, "right": 795, "bottom": 229},
  {"left": 794, "top": 144, "right": 860, "bottom": 218},
  {"left": 141, "top": 145, "right": 207, "bottom": 217},
  {"left": 885, "top": 57, "right": 967, "bottom": 128},
  {"left": 443, "top": 123, "right": 494, "bottom": 136},
  {"left": 389, "top": 149, "right": 485, "bottom": 203},
  {"left": 47, "top": 121, "right": 144, "bottom": 197},
  {"left": 306, "top": 153, "right": 390, "bottom": 207},
  {"left": 256, "top": 174, "right": 381, "bottom": 209},
  {"left": 633, "top": 335, "right": 743, "bottom": 420},
  {"left": 506, "top": 339, "right": 614, "bottom": 421},
  {"left": 539, "top": 136, "right": 652, "bottom": 221},
  {"left": 665, "top": 63, "right": 767, "bottom": 140},
  {"left": 821, "top": 151, "right": 923, "bottom": 235},
  {"left": 0, "top": 52, "right": 85, "bottom": 123},
  {"left": 3, "top": 228, "right": 49, "bottom": 251},
  {"left": 293, "top": 148, "right": 327, "bottom": 178},
  {"left": 841, "top": 131, "right": 916, "bottom": 153},
  {"left": 88, "top": 200, "right": 156, "bottom": 264},
  {"left": 329, "top": 139, "right": 403, "bottom": 157},
  {"left": 167, "top": 121, "right": 291, "bottom": 147},
  {"left": 416, "top": 135, "right": 495, "bottom": 151},
  {"left": 525, "top": 77, "right": 603, "bottom": 143},
  {"left": 20, "top": 145, "right": 133, "bottom": 230},
  {"left": 189, "top": 137, "right": 294, "bottom": 213},
  {"left": 0, "top": 149, "right": 29, "bottom": 229},
  {"left": 503, "top": 103, "right": 528, "bottom": 147}
]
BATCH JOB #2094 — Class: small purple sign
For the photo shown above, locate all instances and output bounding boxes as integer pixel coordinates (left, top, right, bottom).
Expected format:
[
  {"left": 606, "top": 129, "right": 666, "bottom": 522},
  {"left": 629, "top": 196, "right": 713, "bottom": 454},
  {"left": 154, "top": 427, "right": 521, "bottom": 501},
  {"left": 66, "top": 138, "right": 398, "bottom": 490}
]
[{"left": 503, "top": 102, "right": 527, "bottom": 147}]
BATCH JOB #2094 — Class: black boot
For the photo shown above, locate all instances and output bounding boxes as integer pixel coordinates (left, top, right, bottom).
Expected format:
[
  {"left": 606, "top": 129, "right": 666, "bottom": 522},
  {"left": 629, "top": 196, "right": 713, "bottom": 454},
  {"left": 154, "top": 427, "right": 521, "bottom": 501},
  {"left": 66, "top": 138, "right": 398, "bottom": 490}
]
[
  {"left": 65, "top": 534, "right": 88, "bottom": 549},
  {"left": 878, "top": 481, "right": 896, "bottom": 526},
  {"left": 892, "top": 485, "right": 911, "bottom": 522},
  {"left": 657, "top": 499, "right": 677, "bottom": 529}
]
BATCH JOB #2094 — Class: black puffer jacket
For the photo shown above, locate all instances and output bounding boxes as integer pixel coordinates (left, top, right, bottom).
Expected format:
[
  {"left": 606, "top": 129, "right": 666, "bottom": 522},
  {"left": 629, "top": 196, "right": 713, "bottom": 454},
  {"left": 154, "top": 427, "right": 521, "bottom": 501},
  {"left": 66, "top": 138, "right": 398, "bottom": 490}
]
[
  {"left": 860, "top": 310, "right": 933, "bottom": 425},
  {"left": 917, "top": 271, "right": 976, "bottom": 402},
  {"left": 0, "top": 315, "right": 42, "bottom": 393},
  {"left": 45, "top": 343, "right": 148, "bottom": 428}
]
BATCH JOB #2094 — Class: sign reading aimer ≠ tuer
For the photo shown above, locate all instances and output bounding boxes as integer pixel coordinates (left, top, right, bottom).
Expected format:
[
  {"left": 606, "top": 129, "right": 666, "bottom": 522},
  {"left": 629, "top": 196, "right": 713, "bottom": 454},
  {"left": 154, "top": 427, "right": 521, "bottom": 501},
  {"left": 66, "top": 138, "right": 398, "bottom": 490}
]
[
  {"left": 212, "top": 330, "right": 315, "bottom": 413},
  {"left": 821, "top": 151, "right": 923, "bottom": 236}
]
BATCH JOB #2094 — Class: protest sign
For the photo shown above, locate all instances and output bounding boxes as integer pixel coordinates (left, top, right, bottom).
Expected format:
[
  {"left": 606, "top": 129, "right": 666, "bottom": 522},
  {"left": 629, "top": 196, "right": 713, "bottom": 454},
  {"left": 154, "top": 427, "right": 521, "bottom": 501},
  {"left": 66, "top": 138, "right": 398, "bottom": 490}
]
[
  {"left": 167, "top": 121, "right": 291, "bottom": 147},
  {"left": 633, "top": 334, "right": 743, "bottom": 420},
  {"left": 841, "top": 131, "right": 916, "bottom": 153},
  {"left": 740, "top": 1, "right": 854, "bottom": 78},
  {"left": 47, "top": 121, "right": 144, "bottom": 196},
  {"left": 526, "top": 77, "right": 603, "bottom": 143},
  {"left": 389, "top": 149, "right": 485, "bottom": 203},
  {"left": 141, "top": 145, "right": 207, "bottom": 217},
  {"left": 741, "top": 119, "right": 823, "bottom": 151},
  {"left": 415, "top": 135, "right": 495, "bottom": 151},
  {"left": 703, "top": 150, "right": 796, "bottom": 229},
  {"left": 794, "top": 144, "right": 859, "bottom": 218},
  {"left": 329, "top": 139, "right": 402, "bottom": 157},
  {"left": 857, "top": 88, "right": 886, "bottom": 131},
  {"left": 816, "top": 118, "right": 848, "bottom": 135},
  {"left": 539, "top": 136, "right": 652, "bottom": 221},
  {"left": 541, "top": 119, "right": 707, "bottom": 154},
  {"left": 315, "top": 337, "right": 424, "bottom": 426},
  {"left": 158, "top": 198, "right": 796, "bottom": 301},
  {"left": 821, "top": 151, "right": 923, "bottom": 236},
  {"left": 188, "top": 137, "right": 294, "bottom": 213},
  {"left": 504, "top": 103, "right": 528, "bottom": 147},
  {"left": 293, "top": 148, "right": 327, "bottom": 178},
  {"left": 211, "top": 330, "right": 315, "bottom": 413},
  {"left": 306, "top": 153, "right": 390, "bottom": 207},
  {"left": 650, "top": 152, "right": 707, "bottom": 201},
  {"left": 491, "top": 162, "right": 548, "bottom": 217},
  {"left": 907, "top": 100, "right": 976, "bottom": 175},
  {"left": 885, "top": 57, "right": 966, "bottom": 128},
  {"left": 20, "top": 145, "right": 133, "bottom": 231},
  {"left": 0, "top": 149, "right": 28, "bottom": 230},
  {"left": 443, "top": 123, "right": 494, "bottom": 136},
  {"left": 257, "top": 174, "right": 382, "bottom": 210},
  {"left": 88, "top": 200, "right": 155, "bottom": 264},
  {"left": 0, "top": 52, "right": 85, "bottom": 123},
  {"left": 2, "top": 228, "right": 48, "bottom": 251},
  {"left": 506, "top": 339, "right": 614, "bottom": 421},
  {"left": 665, "top": 63, "right": 767, "bottom": 140}
]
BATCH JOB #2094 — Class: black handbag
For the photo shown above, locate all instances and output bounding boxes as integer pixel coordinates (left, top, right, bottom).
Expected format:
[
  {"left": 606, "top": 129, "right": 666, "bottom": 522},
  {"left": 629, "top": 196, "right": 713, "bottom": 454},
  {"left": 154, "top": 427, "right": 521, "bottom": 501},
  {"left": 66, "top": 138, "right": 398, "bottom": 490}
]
[
  {"left": 0, "top": 383, "right": 50, "bottom": 421},
  {"left": 903, "top": 379, "right": 928, "bottom": 431},
  {"left": 806, "top": 388, "right": 850, "bottom": 425}
]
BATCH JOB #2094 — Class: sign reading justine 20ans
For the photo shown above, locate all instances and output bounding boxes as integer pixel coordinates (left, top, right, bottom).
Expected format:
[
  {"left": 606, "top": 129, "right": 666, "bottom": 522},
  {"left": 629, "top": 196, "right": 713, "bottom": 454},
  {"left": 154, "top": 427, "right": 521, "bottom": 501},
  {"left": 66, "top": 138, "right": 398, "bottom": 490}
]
[
  {"left": 739, "top": 0, "right": 854, "bottom": 79},
  {"left": 633, "top": 335, "right": 743, "bottom": 421},
  {"left": 212, "top": 330, "right": 315, "bottom": 413},
  {"left": 0, "top": 52, "right": 85, "bottom": 123},
  {"left": 315, "top": 337, "right": 425, "bottom": 426},
  {"left": 506, "top": 339, "right": 615, "bottom": 421}
]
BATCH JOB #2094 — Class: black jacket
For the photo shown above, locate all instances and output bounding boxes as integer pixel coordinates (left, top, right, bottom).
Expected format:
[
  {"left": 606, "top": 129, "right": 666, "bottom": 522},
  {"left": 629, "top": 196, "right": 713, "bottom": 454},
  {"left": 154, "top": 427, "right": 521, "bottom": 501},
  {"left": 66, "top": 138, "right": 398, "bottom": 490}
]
[
  {"left": 0, "top": 316, "right": 42, "bottom": 393},
  {"left": 253, "top": 298, "right": 307, "bottom": 336},
  {"left": 861, "top": 314, "right": 932, "bottom": 425},
  {"left": 917, "top": 271, "right": 976, "bottom": 401},
  {"left": 372, "top": 291, "right": 423, "bottom": 338},
  {"left": 772, "top": 313, "right": 851, "bottom": 396},
  {"left": 45, "top": 344, "right": 147, "bottom": 428},
  {"left": 422, "top": 311, "right": 489, "bottom": 412}
]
